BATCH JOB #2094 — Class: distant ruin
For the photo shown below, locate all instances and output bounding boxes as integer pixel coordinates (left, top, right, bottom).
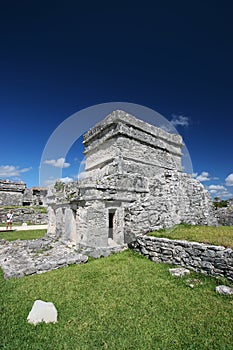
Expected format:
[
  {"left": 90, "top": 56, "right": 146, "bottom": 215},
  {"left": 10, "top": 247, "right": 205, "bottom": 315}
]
[
  {"left": 0, "top": 180, "right": 48, "bottom": 224},
  {"left": 0, "top": 180, "right": 47, "bottom": 206},
  {"left": 47, "top": 110, "right": 217, "bottom": 256}
]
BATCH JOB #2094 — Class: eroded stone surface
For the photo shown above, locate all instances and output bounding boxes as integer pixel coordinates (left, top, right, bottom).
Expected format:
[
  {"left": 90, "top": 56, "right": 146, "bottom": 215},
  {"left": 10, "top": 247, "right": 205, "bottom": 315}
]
[{"left": 0, "top": 236, "right": 88, "bottom": 279}]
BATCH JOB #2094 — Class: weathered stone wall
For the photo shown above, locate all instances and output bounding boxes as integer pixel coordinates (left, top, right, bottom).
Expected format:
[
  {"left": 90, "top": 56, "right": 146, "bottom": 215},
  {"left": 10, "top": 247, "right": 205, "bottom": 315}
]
[
  {"left": 0, "top": 207, "right": 48, "bottom": 224},
  {"left": 215, "top": 207, "right": 233, "bottom": 226},
  {"left": 0, "top": 192, "right": 23, "bottom": 206},
  {"left": 130, "top": 235, "right": 233, "bottom": 282},
  {"left": 124, "top": 170, "right": 217, "bottom": 239}
]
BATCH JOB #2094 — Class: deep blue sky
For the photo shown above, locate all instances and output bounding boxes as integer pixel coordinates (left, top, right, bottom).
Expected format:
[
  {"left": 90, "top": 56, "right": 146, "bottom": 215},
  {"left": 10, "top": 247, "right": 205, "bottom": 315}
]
[{"left": 0, "top": 0, "right": 232, "bottom": 199}]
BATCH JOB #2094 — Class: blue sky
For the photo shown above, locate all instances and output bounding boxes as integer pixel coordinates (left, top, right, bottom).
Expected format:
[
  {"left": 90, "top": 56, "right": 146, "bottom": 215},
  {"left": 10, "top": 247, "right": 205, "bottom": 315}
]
[{"left": 0, "top": 1, "right": 232, "bottom": 199}]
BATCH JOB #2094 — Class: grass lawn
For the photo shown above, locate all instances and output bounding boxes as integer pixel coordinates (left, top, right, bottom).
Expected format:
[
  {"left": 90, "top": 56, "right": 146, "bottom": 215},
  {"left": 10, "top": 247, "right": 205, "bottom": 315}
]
[
  {"left": 0, "top": 229, "right": 47, "bottom": 241},
  {"left": 148, "top": 224, "right": 233, "bottom": 249},
  {"left": 0, "top": 250, "right": 232, "bottom": 350}
]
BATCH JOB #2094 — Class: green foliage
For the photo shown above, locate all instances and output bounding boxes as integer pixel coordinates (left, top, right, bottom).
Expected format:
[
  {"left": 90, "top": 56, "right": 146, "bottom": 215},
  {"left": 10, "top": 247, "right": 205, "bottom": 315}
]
[
  {"left": 31, "top": 206, "right": 47, "bottom": 214},
  {"left": 213, "top": 197, "right": 229, "bottom": 208},
  {"left": 148, "top": 224, "right": 233, "bottom": 249},
  {"left": 0, "top": 250, "right": 232, "bottom": 349},
  {"left": 54, "top": 181, "right": 65, "bottom": 192}
]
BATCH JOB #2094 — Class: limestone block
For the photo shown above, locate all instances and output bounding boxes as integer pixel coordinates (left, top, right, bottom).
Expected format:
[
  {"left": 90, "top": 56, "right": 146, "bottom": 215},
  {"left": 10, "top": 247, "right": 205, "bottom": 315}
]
[
  {"left": 216, "top": 285, "right": 233, "bottom": 295},
  {"left": 169, "top": 268, "right": 190, "bottom": 277},
  {"left": 27, "top": 300, "right": 57, "bottom": 325}
]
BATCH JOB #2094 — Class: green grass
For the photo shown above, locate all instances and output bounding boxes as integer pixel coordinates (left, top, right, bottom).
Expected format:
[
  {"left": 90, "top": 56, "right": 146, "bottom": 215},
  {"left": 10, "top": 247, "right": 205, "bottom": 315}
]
[
  {"left": 0, "top": 250, "right": 232, "bottom": 350},
  {"left": 148, "top": 224, "right": 233, "bottom": 249},
  {"left": 0, "top": 229, "right": 47, "bottom": 241}
]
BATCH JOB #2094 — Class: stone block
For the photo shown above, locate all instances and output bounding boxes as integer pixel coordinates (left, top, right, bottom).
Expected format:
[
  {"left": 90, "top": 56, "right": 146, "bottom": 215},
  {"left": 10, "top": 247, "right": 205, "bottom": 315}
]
[
  {"left": 216, "top": 285, "right": 233, "bottom": 295},
  {"left": 27, "top": 300, "right": 57, "bottom": 325},
  {"left": 169, "top": 268, "right": 190, "bottom": 277}
]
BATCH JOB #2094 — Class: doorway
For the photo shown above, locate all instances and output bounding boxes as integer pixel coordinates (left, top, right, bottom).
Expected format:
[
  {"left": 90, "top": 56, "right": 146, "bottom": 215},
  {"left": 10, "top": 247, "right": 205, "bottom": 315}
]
[{"left": 108, "top": 209, "right": 116, "bottom": 239}]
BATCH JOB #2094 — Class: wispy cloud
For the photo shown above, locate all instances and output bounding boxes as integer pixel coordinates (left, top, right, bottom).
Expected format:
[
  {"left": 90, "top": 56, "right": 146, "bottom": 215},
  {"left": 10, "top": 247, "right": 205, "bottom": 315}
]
[
  {"left": 170, "top": 114, "right": 189, "bottom": 127},
  {"left": 44, "top": 157, "right": 70, "bottom": 168},
  {"left": 0, "top": 165, "right": 32, "bottom": 177},
  {"left": 225, "top": 173, "right": 233, "bottom": 186},
  {"left": 192, "top": 171, "right": 210, "bottom": 182},
  {"left": 208, "top": 184, "right": 232, "bottom": 199}
]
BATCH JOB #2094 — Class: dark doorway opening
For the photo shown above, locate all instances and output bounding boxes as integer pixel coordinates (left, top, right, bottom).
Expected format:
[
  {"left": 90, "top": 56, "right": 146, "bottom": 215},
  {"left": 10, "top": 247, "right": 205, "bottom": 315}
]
[{"left": 108, "top": 210, "right": 116, "bottom": 239}]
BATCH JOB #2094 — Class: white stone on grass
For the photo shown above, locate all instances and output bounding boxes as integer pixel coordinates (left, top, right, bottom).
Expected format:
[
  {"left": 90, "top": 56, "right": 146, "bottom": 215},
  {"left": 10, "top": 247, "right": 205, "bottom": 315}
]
[
  {"left": 169, "top": 267, "right": 190, "bottom": 277},
  {"left": 216, "top": 285, "right": 233, "bottom": 296},
  {"left": 27, "top": 300, "right": 57, "bottom": 325}
]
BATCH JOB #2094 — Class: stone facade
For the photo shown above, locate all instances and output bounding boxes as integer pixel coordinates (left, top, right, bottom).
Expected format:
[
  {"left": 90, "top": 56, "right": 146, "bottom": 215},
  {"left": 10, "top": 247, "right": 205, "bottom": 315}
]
[
  {"left": 0, "top": 180, "right": 47, "bottom": 207},
  {"left": 47, "top": 110, "right": 217, "bottom": 255},
  {"left": 130, "top": 235, "right": 233, "bottom": 282}
]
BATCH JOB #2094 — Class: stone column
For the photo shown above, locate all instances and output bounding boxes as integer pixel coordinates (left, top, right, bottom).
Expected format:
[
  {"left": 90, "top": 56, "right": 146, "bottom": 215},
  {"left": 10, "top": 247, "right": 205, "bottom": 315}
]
[
  {"left": 64, "top": 207, "right": 77, "bottom": 243},
  {"left": 47, "top": 206, "right": 56, "bottom": 236},
  {"left": 56, "top": 207, "right": 64, "bottom": 238}
]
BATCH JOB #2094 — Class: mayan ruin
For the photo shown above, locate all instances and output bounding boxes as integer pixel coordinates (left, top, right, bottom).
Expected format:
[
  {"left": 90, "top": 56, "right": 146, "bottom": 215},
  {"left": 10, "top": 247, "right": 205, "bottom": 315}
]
[{"left": 46, "top": 110, "right": 217, "bottom": 256}]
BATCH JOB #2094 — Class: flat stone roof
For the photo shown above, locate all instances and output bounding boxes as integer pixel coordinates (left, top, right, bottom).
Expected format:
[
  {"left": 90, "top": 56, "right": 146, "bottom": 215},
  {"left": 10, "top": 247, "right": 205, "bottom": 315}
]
[{"left": 83, "top": 110, "right": 183, "bottom": 147}]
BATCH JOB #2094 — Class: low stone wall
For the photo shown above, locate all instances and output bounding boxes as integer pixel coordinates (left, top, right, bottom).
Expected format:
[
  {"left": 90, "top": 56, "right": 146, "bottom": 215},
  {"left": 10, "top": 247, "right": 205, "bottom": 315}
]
[
  {"left": 130, "top": 235, "right": 233, "bottom": 282},
  {"left": 0, "top": 207, "right": 48, "bottom": 225}
]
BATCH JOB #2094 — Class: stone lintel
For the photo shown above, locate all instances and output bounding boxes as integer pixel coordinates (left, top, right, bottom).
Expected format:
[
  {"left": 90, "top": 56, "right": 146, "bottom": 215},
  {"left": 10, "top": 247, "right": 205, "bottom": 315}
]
[
  {"left": 79, "top": 185, "right": 149, "bottom": 194},
  {"left": 84, "top": 155, "right": 182, "bottom": 173},
  {"left": 78, "top": 196, "right": 136, "bottom": 203}
]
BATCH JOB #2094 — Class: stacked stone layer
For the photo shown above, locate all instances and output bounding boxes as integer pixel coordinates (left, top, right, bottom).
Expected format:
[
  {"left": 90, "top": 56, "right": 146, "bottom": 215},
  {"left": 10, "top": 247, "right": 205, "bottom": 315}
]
[{"left": 130, "top": 235, "right": 233, "bottom": 282}]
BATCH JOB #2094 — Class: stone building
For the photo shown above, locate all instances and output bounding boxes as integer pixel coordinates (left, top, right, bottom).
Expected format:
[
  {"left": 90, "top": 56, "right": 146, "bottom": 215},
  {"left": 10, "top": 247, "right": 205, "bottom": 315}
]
[
  {"left": 0, "top": 180, "right": 26, "bottom": 206},
  {"left": 0, "top": 180, "right": 47, "bottom": 207},
  {"left": 47, "top": 110, "right": 217, "bottom": 255}
]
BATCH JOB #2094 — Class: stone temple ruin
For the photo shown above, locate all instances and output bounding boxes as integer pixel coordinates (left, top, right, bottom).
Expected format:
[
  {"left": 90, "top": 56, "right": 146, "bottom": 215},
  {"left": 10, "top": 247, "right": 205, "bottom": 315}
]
[
  {"left": 0, "top": 180, "right": 47, "bottom": 206},
  {"left": 47, "top": 110, "right": 217, "bottom": 256}
]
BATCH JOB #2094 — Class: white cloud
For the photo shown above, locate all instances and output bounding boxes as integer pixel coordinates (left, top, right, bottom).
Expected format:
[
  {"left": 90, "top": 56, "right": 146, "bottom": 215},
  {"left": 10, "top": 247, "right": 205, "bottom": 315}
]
[
  {"left": 44, "top": 157, "right": 70, "bottom": 168},
  {"left": 170, "top": 114, "right": 189, "bottom": 127},
  {"left": 59, "top": 177, "right": 74, "bottom": 183},
  {"left": 43, "top": 178, "right": 57, "bottom": 186},
  {"left": 225, "top": 173, "right": 233, "bottom": 186},
  {"left": 0, "top": 165, "right": 32, "bottom": 177},
  {"left": 193, "top": 171, "right": 210, "bottom": 182},
  {"left": 43, "top": 176, "right": 74, "bottom": 187},
  {"left": 207, "top": 184, "right": 232, "bottom": 199},
  {"left": 208, "top": 185, "right": 226, "bottom": 192}
]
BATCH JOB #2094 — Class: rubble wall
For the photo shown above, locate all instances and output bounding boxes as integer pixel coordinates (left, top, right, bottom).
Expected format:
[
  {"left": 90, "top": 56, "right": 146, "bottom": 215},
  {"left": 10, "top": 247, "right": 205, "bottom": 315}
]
[
  {"left": 130, "top": 235, "right": 233, "bottom": 282},
  {"left": 124, "top": 171, "right": 217, "bottom": 240},
  {"left": 0, "top": 207, "right": 48, "bottom": 224}
]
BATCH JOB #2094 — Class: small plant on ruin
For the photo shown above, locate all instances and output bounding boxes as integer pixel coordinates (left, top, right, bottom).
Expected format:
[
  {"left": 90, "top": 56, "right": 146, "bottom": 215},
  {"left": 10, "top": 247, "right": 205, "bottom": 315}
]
[{"left": 54, "top": 181, "right": 65, "bottom": 192}]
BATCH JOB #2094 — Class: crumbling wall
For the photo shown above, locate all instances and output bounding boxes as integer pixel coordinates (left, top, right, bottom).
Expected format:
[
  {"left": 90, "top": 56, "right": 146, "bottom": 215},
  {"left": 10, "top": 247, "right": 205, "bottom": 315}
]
[
  {"left": 0, "top": 207, "right": 48, "bottom": 224},
  {"left": 124, "top": 171, "right": 217, "bottom": 240}
]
